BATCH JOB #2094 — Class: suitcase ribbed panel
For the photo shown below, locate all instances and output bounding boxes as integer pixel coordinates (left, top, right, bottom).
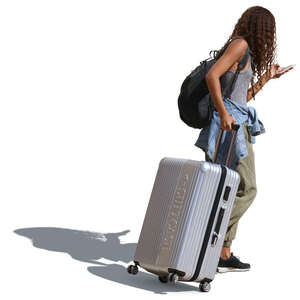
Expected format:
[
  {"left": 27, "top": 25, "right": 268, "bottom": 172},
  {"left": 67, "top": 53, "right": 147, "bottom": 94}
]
[
  {"left": 170, "top": 161, "right": 222, "bottom": 280},
  {"left": 167, "top": 160, "right": 206, "bottom": 270},
  {"left": 197, "top": 167, "right": 240, "bottom": 281},
  {"left": 134, "top": 157, "right": 187, "bottom": 273}
]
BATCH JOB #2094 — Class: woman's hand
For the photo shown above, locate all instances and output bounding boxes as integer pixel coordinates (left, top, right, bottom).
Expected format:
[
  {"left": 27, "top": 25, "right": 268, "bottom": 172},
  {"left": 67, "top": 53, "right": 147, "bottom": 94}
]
[
  {"left": 269, "top": 64, "right": 294, "bottom": 79},
  {"left": 220, "top": 113, "right": 236, "bottom": 131}
]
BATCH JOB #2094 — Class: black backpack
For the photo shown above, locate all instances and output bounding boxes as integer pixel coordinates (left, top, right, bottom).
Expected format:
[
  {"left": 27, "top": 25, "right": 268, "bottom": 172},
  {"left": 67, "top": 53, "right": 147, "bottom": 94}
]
[{"left": 177, "top": 37, "right": 254, "bottom": 129}]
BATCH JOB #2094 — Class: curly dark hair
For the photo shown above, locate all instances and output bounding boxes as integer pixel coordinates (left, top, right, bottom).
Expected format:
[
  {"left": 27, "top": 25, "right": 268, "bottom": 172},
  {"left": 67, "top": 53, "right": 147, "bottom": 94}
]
[{"left": 216, "top": 6, "right": 278, "bottom": 93}]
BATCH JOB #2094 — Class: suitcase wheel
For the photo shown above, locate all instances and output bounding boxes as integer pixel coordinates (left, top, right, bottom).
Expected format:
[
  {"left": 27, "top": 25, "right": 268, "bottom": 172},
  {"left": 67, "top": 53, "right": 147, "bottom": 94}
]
[
  {"left": 158, "top": 275, "right": 168, "bottom": 283},
  {"left": 169, "top": 273, "right": 179, "bottom": 283},
  {"left": 127, "top": 264, "right": 139, "bottom": 275},
  {"left": 199, "top": 281, "right": 211, "bottom": 292}
]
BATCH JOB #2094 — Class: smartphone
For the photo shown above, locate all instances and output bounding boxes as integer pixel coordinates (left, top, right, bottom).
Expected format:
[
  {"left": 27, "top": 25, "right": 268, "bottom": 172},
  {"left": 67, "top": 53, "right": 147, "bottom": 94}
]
[{"left": 276, "top": 64, "right": 295, "bottom": 74}]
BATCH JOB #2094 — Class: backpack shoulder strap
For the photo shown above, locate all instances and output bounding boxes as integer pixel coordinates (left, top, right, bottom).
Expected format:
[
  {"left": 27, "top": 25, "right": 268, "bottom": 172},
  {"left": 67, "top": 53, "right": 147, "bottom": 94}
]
[
  {"left": 228, "top": 37, "right": 250, "bottom": 68},
  {"left": 225, "top": 46, "right": 250, "bottom": 99},
  {"left": 238, "top": 46, "right": 250, "bottom": 69}
]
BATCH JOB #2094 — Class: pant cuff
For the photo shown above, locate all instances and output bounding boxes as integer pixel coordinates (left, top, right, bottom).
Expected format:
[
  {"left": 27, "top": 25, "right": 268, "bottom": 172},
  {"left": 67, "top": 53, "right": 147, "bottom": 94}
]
[{"left": 223, "top": 240, "right": 232, "bottom": 247}]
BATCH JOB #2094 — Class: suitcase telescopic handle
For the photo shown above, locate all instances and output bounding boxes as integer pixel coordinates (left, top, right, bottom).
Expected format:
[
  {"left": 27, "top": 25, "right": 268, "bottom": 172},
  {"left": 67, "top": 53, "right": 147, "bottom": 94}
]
[{"left": 212, "top": 123, "right": 240, "bottom": 167}]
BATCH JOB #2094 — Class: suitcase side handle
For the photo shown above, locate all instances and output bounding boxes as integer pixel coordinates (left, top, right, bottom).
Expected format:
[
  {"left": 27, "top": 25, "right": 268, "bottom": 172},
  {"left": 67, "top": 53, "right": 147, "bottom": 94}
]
[
  {"left": 211, "top": 207, "right": 225, "bottom": 246},
  {"left": 212, "top": 123, "right": 240, "bottom": 167}
]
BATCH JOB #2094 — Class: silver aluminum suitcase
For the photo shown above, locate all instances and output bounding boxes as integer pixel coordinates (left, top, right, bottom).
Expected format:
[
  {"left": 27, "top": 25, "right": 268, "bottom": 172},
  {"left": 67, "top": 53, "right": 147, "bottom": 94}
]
[{"left": 127, "top": 125, "right": 241, "bottom": 292}]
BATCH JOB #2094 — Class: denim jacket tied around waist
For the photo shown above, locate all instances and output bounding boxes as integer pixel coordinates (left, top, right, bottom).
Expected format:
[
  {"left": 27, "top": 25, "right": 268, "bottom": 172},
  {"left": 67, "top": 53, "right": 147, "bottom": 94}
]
[{"left": 194, "top": 96, "right": 266, "bottom": 170}]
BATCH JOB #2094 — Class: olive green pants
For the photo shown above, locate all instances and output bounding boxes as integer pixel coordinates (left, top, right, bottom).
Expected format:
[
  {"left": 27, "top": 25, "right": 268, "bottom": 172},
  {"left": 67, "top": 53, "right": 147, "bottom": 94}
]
[{"left": 205, "top": 122, "right": 257, "bottom": 247}]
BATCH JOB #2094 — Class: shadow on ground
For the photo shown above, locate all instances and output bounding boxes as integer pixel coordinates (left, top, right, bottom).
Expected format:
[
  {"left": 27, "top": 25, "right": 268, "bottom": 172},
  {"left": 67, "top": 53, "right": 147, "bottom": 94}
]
[{"left": 14, "top": 227, "right": 199, "bottom": 294}]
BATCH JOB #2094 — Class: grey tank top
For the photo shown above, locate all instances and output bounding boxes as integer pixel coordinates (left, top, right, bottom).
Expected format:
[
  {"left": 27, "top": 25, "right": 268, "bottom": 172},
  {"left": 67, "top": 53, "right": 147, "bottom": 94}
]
[{"left": 220, "top": 54, "right": 253, "bottom": 106}]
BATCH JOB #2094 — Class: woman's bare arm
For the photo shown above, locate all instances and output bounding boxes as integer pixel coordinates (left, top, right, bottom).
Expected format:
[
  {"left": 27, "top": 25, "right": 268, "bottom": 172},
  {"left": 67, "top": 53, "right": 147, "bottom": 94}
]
[{"left": 246, "top": 71, "right": 270, "bottom": 102}]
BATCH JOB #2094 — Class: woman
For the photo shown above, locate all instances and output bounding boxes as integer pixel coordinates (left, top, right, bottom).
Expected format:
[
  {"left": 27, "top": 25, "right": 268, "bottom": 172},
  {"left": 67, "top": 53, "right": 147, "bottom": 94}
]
[{"left": 194, "top": 6, "right": 293, "bottom": 273}]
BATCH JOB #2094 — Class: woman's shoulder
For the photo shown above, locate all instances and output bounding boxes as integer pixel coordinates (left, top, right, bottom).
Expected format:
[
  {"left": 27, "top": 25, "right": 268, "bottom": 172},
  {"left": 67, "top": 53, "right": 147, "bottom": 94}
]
[
  {"left": 225, "top": 37, "right": 250, "bottom": 63},
  {"left": 227, "top": 37, "right": 249, "bottom": 51}
]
